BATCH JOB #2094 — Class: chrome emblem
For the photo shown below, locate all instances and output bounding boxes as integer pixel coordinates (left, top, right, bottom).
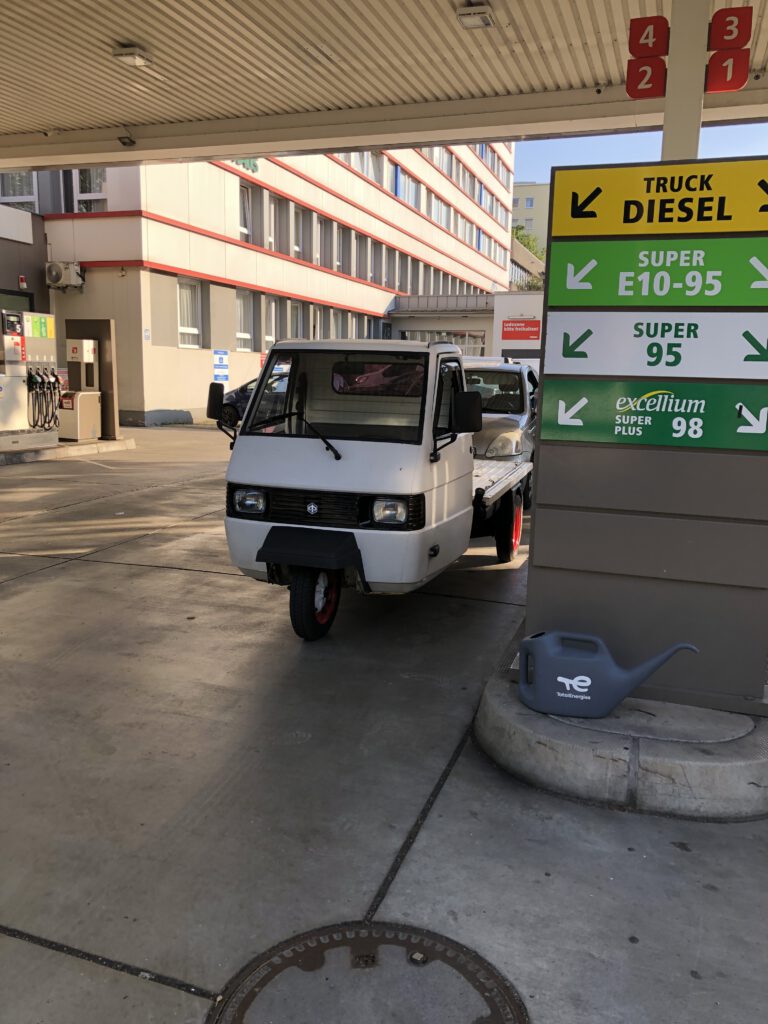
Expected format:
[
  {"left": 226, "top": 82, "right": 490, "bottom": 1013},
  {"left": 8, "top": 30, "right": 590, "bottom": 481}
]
[{"left": 306, "top": 501, "right": 319, "bottom": 516}]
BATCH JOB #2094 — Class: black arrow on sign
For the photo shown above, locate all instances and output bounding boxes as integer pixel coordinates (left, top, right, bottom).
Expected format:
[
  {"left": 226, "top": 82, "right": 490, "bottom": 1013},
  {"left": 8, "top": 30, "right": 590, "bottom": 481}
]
[
  {"left": 562, "top": 329, "right": 592, "bottom": 358},
  {"left": 759, "top": 178, "right": 768, "bottom": 213},
  {"left": 571, "top": 186, "right": 603, "bottom": 219}
]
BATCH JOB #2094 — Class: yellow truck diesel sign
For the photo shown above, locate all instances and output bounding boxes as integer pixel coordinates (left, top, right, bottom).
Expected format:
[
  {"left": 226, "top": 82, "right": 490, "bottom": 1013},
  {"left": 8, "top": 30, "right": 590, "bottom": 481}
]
[{"left": 551, "top": 158, "right": 768, "bottom": 236}]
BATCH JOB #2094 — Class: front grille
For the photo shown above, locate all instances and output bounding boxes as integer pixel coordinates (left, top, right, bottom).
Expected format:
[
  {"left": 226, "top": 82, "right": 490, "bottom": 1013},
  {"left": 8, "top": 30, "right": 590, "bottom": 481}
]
[
  {"left": 267, "top": 487, "right": 360, "bottom": 528},
  {"left": 228, "top": 485, "right": 425, "bottom": 531}
]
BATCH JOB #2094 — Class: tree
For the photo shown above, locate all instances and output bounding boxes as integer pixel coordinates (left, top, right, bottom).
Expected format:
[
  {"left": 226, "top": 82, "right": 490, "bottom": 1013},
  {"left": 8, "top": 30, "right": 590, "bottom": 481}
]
[{"left": 511, "top": 224, "right": 545, "bottom": 261}]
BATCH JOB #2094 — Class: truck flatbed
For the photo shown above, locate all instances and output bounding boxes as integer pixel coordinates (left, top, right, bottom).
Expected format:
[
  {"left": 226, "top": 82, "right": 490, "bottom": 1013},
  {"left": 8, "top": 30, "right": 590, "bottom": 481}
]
[{"left": 472, "top": 459, "right": 532, "bottom": 508}]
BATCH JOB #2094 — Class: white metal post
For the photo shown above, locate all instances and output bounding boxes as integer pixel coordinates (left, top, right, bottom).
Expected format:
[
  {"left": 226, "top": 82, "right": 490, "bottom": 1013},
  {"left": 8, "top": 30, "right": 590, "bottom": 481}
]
[{"left": 661, "top": 0, "right": 711, "bottom": 160}]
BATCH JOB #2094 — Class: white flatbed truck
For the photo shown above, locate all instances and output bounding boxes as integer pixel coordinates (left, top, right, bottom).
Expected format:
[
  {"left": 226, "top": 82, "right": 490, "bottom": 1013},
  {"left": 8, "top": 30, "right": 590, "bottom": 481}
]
[{"left": 207, "top": 340, "right": 532, "bottom": 640}]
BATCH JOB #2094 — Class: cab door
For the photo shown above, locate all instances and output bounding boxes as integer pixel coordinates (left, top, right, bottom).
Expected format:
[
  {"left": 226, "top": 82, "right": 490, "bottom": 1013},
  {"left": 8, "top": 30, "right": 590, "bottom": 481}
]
[{"left": 429, "top": 356, "right": 475, "bottom": 566}]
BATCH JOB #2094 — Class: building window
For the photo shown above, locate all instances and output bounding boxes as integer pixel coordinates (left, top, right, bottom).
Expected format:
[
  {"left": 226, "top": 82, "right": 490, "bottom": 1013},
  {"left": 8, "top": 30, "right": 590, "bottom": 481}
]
[
  {"left": 385, "top": 248, "right": 397, "bottom": 289},
  {"left": 334, "top": 309, "right": 348, "bottom": 339},
  {"left": 356, "top": 234, "right": 369, "bottom": 279},
  {"left": 410, "top": 259, "right": 421, "bottom": 294},
  {"left": 319, "top": 217, "right": 333, "bottom": 268},
  {"left": 272, "top": 196, "right": 290, "bottom": 254},
  {"left": 337, "top": 225, "right": 352, "bottom": 274},
  {"left": 525, "top": 218, "right": 534, "bottom": 231},
  {"left": 290, "top": 300, "right": 308, "bottom": 338},
  {"left": 267, "top": 195, "right": 278, "bottom": 250},
  {"left": 525, "top": 197, "right": 534, "bottom": 209},
  {"left": 264, "top": 296, "right": 276, "bottom": 344},
  {"left": 178, "top": 279, "right": 202, "bottom": 347},
  {"left": 294, "top": 205, "right": 311, "bottom": 260},
  {"left": 398, "top": 254, "right": 410, "bottom": 293},
  {"left": 371, "top": 241, "right": 383, "bottom": 284},
  {"left": 239, "top": 186, "right": 252, "bottom": 242},
  {"left": 0, "top": 171, "right": 37, "bottom": 212},
  {"left": 235, "top": 289, "right": 254, "bottom": 350},
  {"left": 512, "top": 197, "right": 519, "bottom": 208},
  {"left": 75, "top": 167, "right": 106, "bottom": 212},
  {"left": 393, "top": 165, "right": 420, "bottom": 209}
]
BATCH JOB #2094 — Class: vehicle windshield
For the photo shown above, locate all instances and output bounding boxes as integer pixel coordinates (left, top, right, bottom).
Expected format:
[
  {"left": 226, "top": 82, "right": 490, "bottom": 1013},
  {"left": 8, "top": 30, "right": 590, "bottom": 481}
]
[
  {"left": 464, "top": 369, "right": 524, "bottom": 415},
  {"left": 242, "top": 350, "right": 428, "bottom": 443}
]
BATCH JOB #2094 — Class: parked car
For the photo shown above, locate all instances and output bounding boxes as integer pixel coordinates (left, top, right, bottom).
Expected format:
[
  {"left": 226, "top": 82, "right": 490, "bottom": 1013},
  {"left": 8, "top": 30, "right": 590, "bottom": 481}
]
[
  {"left": 463, "top": 358, "right": 538, "bottom": 508},
  {"left": 221, "top": 364, "right": 289, "bottom": 427}
]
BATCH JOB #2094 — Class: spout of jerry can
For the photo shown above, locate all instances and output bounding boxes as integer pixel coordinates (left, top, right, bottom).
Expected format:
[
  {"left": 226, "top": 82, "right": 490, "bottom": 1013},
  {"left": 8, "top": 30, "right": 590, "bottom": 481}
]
[{"left": 624, "top": 643, "right": 699, "bottom": 690}]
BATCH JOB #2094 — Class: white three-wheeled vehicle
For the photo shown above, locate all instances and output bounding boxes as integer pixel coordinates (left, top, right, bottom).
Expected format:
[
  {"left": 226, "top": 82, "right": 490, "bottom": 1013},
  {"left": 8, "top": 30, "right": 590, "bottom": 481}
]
[{"left": 208, "top": 340, "right": 531, "bottom": 639}]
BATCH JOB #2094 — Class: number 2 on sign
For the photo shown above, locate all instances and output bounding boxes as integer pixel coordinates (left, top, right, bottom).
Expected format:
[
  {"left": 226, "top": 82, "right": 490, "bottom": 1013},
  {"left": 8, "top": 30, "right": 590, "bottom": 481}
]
[{"left": 672, "top": 417, "right": 703, "bottom": 439}]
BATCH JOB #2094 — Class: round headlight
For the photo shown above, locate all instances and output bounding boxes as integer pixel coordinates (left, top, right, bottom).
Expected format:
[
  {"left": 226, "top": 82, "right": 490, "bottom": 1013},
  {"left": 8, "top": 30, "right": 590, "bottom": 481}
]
[
  {"left": 486, "top": 434, "right": 522, "bottom": 458},
  {"left": 233, "top": 488, "right": 266, "bottom": 514}
]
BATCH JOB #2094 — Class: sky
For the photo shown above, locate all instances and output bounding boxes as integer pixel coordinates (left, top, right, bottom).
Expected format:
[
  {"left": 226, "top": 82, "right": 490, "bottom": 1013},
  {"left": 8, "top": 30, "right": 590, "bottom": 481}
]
[{"left": 514, "top": 122, "right": 768, "bottom": 183}]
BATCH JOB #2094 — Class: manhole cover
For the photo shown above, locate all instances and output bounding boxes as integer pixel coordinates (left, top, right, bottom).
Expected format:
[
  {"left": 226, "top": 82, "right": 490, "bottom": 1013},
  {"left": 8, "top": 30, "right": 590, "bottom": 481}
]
[{"left": 209, "top": 921, "right": 528, "bottom": 1024}]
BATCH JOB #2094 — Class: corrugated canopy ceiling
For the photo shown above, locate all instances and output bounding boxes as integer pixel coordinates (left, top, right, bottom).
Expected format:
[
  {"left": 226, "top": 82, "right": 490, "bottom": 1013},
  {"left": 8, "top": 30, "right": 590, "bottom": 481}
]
[{"left": 0, "top": 1, "right": 765, "bottom": 164}]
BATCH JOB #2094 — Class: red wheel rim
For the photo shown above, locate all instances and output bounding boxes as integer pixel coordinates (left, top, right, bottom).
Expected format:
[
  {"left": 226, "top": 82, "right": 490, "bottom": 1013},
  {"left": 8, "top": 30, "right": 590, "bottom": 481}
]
[
  {"left": 314, "top": 571, "right": 340, "bottom": 624},
  {"left": 511, "top": 500, "right": 523, "bottom": 556}
]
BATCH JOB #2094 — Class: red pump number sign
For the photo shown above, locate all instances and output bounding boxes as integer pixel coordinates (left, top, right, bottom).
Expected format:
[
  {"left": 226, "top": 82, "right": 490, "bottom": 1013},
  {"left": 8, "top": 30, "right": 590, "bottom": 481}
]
[
  {"left": 626, "top": 8, "right": 752, "bottom": 100},
  {"left": 626, "top": 16, "right": 670, "bottom": 100},
  {"left": 706, "top": 7, "right": 753, "bottom": 94}
]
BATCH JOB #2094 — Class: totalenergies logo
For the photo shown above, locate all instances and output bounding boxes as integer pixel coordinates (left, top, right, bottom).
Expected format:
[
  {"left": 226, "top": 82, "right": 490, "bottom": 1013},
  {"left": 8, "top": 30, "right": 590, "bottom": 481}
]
[{"left": 616, "top": 390, "right": 706, "bottom": 414}]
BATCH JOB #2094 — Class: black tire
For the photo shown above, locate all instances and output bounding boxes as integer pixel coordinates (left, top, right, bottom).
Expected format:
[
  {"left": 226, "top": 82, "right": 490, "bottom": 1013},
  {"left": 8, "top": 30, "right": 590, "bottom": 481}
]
[
  {"left": 289, "top": 567, "right": 341, "bottom": 641},
  {"left": 220, "top": 404, "right": 240, "bottom": 428},
  {"left": 494, "top": 488, "right": 524, "bottom": 564}
]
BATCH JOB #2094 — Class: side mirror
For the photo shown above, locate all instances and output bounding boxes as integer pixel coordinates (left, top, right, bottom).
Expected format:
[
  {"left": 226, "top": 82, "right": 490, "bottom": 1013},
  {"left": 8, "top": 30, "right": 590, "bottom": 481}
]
[
  {"left": 207, "top": 382, "right": 224, "bottom": 420},
  {"left": 451, "top": 390, "right": 483, "bottom": 434}
]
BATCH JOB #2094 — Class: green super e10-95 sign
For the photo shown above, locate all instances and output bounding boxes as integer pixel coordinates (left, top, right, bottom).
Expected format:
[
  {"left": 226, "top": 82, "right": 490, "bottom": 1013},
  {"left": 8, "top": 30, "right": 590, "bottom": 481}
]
[
  {"left": 547, "top": 237, "right": 768, "bottom": 308},
  {"left": 541, "top": 378, "right": 768, "bottom": 452}
]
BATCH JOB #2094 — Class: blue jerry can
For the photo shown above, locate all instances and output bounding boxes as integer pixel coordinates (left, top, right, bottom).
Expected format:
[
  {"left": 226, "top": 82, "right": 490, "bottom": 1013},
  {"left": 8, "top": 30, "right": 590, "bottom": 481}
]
[{"left": 517, "top": 632, "right": 698, "bottom": 718}]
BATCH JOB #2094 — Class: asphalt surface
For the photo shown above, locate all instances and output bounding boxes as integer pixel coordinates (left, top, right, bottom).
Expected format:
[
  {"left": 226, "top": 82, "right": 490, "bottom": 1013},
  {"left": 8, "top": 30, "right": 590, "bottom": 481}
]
[{"left": 0, "top": 426, "right": 765, "bottom": 1023}]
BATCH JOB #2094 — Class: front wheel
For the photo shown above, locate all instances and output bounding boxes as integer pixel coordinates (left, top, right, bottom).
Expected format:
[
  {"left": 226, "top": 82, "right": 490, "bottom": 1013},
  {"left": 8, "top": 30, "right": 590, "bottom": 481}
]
[
  {"left": 289, "top": 567, "right": 341, "bottom": 640},
  {"left": 494, "top": 488, "right": 524, "bottom": 564}
]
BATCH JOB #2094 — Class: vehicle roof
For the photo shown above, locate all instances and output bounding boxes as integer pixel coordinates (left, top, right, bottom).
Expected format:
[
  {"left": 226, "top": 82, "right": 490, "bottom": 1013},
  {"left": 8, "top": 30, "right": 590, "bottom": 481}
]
[
  {"left": 269, "top": 339, "right": 462, "bottom": 357},
  {"left": 463, "top": 358, "right": 527, "bottom": 370}
]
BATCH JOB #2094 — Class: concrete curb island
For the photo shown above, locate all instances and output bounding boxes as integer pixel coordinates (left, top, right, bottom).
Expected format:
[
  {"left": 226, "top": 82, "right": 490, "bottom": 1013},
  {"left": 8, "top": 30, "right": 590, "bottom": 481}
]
[
  {"left": 0, "top": 438, "right": 136, "bottom": 466},
  {"left": 475, "top": 673, "right": 768, "bottom": 820}
]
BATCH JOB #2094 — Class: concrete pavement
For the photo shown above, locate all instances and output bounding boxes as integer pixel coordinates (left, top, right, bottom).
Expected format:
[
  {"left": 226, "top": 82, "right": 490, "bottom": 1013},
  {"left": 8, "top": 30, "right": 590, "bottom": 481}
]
[{"left": 0, "top": 427, "right": 765, "bottom": 1023}]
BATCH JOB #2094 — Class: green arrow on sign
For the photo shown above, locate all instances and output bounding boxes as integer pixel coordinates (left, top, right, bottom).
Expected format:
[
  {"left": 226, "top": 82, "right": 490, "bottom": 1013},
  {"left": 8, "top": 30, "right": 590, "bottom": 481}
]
[
  {"left": 742, "top": 330, "right": 768, "bottom": 361},
  {"left": 562, "top": 329, "right": 592, "bottom": 359}
]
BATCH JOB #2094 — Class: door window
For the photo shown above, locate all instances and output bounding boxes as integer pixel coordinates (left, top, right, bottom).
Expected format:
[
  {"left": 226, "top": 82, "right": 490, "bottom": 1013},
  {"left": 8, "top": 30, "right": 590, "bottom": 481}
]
[{"left": 434, "top": 358, "right": 463, "bottom": 437}]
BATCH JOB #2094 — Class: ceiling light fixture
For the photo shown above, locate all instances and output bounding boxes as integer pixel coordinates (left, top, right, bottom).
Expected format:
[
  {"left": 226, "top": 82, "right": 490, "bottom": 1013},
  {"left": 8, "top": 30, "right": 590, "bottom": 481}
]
[
  {"left": 112, "top": 44, "right": 153, "bottom": 67},
  {"left": 456, "top": 4, "right": 495, "bottom": 30}
]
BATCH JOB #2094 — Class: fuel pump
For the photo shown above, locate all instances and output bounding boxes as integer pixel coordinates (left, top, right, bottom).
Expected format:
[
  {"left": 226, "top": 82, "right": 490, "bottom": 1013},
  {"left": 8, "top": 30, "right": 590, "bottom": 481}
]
[
  {"left": 1, "top": 311, "right": 60, "bottom": 452},
  {"left": 59, "top": 339, "right": 101, "bottom": 441},
  {"left": 0, "top": 311, "right": 29, "bottom": 433}
]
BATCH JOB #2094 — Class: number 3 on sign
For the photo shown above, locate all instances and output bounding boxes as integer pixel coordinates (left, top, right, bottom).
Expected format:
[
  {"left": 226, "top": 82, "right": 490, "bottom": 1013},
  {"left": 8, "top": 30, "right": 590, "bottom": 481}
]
[{"left": 626, "top": 56, "right": 667, "bottom": 99}]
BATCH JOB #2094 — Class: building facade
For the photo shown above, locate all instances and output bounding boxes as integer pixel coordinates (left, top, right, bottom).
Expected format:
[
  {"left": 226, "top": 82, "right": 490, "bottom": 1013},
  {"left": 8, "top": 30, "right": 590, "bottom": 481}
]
[
  {"left": 1, "top": 143, "right": 514, "bottom": 425},
  {"left": 511, "top": 181, "right": 550, "bottom": 253}
]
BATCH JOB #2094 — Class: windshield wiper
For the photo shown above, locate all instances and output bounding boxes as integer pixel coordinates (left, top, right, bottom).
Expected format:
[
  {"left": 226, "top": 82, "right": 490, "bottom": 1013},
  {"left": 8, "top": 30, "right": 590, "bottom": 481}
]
[{"left": 248, "top": 410, "right": 342, "bottom": 460}]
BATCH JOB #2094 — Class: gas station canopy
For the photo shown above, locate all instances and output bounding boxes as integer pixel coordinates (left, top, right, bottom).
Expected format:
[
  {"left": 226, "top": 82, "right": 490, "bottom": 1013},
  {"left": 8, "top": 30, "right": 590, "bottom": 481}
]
[{"left": 2, "top": 0, "right": 767, "bottom": 168}]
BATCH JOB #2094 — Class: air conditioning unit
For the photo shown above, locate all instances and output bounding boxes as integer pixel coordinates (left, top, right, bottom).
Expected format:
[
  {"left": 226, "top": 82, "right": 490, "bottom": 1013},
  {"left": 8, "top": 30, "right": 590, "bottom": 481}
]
[{"left": 46, "top": 261, "right": 83, "bottom": 289}]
